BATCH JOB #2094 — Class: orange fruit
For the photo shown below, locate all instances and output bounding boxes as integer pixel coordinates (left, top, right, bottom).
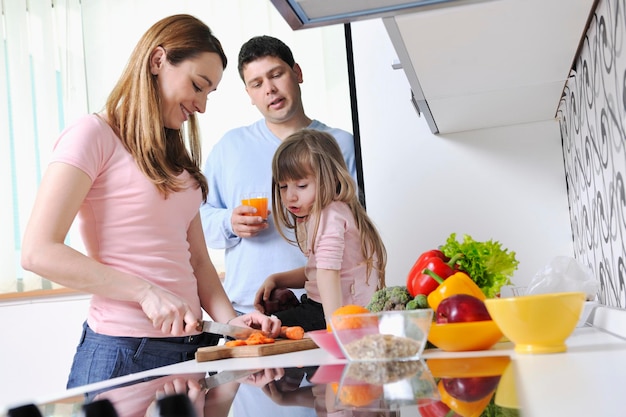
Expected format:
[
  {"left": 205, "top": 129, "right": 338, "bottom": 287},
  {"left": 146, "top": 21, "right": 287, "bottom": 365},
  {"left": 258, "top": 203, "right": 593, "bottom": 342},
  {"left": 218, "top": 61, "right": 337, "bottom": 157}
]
[{"left": 327, "top": 304, "right": 372, "bottom": 332}]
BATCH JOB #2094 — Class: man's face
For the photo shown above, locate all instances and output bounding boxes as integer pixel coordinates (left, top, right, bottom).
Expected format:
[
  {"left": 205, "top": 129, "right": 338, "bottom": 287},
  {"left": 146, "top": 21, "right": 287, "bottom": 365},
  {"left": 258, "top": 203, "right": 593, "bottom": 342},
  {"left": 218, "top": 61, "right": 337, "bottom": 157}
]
[{"left": 242, "top": 56, "right": 304, "bottom": 125}]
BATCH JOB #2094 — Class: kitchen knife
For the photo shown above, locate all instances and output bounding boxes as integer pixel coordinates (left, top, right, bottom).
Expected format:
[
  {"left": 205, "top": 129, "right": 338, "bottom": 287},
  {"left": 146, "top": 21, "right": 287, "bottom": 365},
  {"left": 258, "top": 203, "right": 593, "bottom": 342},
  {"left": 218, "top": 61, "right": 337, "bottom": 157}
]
[
  {"left": 199, "top": 368, "right": 260, "bottom": 391},
  {"left": 196, "top": 319, "right": 268, "bottom": 340}
]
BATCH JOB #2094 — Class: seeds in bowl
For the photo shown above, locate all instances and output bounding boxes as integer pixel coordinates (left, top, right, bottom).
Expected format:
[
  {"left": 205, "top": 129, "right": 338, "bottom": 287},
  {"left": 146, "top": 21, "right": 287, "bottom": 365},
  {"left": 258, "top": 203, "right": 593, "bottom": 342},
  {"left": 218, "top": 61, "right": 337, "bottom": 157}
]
[
  {"left": 344, "top": 334, "right": 422, "bottom": 360},
  {"left": 346, "top": 360, "right": 424, "bottom": 384}
]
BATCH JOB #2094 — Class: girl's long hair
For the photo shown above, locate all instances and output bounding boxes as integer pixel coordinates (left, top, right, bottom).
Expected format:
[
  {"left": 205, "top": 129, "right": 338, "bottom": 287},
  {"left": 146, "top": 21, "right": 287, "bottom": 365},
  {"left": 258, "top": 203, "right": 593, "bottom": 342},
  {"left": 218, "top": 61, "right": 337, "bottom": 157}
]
[
  {"left": 104, "top": 14, "right": 227, "bottom": 201},
  {"left": 272, "top": 129, "right": 386, "bottom": 287}
]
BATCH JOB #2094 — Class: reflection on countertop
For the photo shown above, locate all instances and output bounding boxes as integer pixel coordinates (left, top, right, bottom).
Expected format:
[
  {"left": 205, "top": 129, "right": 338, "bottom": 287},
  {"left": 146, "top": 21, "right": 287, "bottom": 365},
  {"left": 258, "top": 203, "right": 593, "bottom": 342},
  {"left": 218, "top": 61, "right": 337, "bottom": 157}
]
[{"left": 7, "top": 356, "right": 520, "bottom": 417}]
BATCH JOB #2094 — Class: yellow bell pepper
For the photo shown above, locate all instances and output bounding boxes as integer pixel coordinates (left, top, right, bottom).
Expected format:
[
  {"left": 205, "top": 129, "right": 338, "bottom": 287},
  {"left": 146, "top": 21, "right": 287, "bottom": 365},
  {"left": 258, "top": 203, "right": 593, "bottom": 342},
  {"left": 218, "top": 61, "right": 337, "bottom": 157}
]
[{"left": 424, "top": 269, "right": 486, "bottom": 311}]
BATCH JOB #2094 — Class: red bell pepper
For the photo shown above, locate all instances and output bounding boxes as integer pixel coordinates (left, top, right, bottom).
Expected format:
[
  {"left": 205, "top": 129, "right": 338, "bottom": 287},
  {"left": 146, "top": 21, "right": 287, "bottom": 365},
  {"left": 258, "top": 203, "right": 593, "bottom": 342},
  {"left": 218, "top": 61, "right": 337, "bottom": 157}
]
[
  {"left": 416, "top": 249, "right": 448, "bottom": 267},
  {"left": 407, "top": 251, "right": 462, "bottom": 297},
  {"left": 407, "top": 250, "right": 447, "bottom": 295}
]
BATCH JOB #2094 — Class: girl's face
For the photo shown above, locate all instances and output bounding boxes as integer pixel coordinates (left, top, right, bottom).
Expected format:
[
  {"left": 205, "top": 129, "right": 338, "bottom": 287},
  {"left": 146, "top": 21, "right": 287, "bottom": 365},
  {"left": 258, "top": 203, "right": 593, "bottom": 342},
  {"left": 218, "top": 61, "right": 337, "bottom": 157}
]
[
  {"left": 278, "top": 174, "right": 316, "bottom": 218},
  {"left": 150, "top": 47, "right": 224, "bottom": 129}
]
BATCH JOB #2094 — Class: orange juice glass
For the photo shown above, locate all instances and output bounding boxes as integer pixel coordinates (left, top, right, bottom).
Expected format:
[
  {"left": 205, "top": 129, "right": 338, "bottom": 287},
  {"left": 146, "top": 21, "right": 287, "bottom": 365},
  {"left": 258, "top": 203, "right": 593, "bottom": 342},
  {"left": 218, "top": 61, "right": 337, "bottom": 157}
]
[{"left": 241, "top": 193, "right": 268, "bottom": 220}]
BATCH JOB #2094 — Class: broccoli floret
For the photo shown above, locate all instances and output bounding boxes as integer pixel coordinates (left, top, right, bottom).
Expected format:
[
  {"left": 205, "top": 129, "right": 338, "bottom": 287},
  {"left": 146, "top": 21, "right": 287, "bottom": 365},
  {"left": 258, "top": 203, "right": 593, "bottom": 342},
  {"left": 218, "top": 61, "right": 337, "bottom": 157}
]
[
  {"left": 367, "top": 286, "right": 413, "bottom": 312},
  {"left": 406, "top": 294, "right": 429, "bottom": 310}
]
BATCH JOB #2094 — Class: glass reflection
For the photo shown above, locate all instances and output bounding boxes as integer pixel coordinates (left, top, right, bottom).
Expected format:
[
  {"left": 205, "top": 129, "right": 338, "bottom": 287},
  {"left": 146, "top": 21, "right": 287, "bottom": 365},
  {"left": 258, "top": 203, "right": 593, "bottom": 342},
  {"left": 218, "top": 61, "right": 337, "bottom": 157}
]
[{"left": 17, "top": 357, "right": 522, "bottom": 417}]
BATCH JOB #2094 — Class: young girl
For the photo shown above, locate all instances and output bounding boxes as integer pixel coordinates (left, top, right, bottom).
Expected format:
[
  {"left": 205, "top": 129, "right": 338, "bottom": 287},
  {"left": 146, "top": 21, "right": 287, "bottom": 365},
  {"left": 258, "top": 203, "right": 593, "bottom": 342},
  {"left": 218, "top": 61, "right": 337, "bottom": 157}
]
[{"left": 254, "top": 129, "right": 387, "bottom": 331}]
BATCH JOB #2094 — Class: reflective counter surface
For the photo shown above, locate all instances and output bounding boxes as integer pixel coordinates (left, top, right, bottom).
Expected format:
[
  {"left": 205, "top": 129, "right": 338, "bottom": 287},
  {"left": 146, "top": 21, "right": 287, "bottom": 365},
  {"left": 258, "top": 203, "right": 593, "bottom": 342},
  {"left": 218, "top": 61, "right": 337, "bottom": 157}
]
[
  {"left": 4, "top": 305, "right": 626, "bottom": 417},
  {"left": 7, "top": 355, "right": 520, "bottom": 417}
]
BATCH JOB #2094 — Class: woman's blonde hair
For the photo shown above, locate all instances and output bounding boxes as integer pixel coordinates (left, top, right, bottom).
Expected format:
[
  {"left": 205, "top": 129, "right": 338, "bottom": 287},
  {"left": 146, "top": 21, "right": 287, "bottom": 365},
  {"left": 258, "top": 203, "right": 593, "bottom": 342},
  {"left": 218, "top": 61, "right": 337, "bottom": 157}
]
[
  {"left": 104, "top": 14, "right": 227, "bottom": 201},
  {"left": 272, "top": 129, "right": 386, "bottom": 287}
]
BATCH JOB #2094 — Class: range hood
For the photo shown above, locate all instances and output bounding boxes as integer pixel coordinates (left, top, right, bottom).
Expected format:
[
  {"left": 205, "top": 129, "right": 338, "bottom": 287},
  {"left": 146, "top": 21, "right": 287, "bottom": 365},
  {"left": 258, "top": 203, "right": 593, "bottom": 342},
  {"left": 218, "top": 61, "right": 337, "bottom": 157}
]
[{"left": 270, "top": 0, "right": 493, "bottom": 30}]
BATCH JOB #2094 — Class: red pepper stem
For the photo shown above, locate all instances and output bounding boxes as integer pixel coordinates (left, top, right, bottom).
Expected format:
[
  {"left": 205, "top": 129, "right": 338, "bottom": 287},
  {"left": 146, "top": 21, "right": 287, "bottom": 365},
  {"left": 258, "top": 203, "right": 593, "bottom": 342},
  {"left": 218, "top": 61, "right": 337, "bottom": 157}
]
[
  {"left": 445, "top": 410, "right": 455, "bottom": 417},
  {"left": 446, "top": 253, "right": 463, "bottom": 268},
  {"left": 422, "top": 268, "right": 444, "bottom": 284}
]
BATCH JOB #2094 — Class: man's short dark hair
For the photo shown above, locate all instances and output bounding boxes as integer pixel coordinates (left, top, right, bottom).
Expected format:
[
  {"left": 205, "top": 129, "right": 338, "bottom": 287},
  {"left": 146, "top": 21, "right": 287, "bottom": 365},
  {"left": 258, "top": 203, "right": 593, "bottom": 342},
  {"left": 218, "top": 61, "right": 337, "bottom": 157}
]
[{"left": 238, "top": 35, "right": 295, "bottom": 80}]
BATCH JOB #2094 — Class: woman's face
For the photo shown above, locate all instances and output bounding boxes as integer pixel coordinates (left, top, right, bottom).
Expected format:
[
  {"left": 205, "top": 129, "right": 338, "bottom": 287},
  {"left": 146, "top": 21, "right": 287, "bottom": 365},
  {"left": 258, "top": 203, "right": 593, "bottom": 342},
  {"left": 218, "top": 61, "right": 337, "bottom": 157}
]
[{"left": 151, "top": 47, "right": 224, "bottom": 129}]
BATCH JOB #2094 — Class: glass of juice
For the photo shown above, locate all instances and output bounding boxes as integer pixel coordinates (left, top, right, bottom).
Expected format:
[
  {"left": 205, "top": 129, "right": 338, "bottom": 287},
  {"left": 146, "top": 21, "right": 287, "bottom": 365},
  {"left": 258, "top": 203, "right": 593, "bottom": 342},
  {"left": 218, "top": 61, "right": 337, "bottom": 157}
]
[{"left": 241, "top": 192, "right": 268, "bottom": 220}]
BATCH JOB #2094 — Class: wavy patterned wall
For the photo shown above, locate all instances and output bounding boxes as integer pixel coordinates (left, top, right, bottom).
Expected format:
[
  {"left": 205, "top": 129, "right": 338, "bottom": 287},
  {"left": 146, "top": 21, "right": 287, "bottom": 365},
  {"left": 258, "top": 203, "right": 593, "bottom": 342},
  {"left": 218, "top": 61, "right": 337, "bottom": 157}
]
[{"left": 558, "top": 0, "right": 626, "bottom": 308}]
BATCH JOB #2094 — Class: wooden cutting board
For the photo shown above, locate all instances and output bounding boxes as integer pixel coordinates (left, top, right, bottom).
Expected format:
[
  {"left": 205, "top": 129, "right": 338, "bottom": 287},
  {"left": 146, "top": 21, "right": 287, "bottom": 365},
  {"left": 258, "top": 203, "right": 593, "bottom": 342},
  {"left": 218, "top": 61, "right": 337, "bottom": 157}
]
[{"left": 195, "top": 338, "right": 318, "bottom": 362}]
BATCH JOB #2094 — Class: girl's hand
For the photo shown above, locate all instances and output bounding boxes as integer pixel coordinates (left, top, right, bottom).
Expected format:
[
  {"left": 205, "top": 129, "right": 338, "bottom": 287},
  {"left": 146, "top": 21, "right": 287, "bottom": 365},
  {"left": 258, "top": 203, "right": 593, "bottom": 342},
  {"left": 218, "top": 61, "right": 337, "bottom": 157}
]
[
  {"left": 138, "top": 285, "right": 197, "bottom": 336},
  {"left": 254, "top": 278, "right": 278, "bottom": 314},
  {"left": 230, "top": 311, "right": 282, "bottom": 337}
]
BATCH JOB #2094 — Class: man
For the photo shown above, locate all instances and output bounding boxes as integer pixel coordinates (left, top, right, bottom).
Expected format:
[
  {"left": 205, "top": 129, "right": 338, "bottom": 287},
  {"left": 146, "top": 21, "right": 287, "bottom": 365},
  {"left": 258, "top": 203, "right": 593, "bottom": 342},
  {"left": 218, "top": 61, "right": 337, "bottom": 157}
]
[{"left": 200, "top": 35, "right": 357, "bottom": 314}]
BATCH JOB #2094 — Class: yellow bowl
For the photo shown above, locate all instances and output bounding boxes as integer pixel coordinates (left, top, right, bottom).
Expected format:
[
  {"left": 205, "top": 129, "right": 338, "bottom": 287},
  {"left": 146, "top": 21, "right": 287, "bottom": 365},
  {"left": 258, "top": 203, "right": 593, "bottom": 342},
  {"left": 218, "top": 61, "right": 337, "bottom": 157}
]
[
  {"left": 427, "top": 320, "right": 503, "bottom": 352},
  {"left": 495, "top": 361, "right": 519, "bottom": 409},
  {"left": 484, "top": 291, "right": 585, "bottom": 354}
]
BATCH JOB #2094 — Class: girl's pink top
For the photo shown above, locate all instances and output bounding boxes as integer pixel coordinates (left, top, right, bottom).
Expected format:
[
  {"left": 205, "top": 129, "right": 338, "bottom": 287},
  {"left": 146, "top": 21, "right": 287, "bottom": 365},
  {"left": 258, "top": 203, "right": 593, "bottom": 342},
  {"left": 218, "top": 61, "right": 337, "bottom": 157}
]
[{"left": 302, "top": 201, "right": 379, "bottom": 307}]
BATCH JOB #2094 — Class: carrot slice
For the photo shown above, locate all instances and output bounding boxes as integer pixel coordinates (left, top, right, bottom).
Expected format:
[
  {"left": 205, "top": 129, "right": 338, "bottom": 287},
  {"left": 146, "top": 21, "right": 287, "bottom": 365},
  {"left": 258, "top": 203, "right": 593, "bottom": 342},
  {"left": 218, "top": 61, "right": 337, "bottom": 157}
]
[
  {"left": 224, "top": 339, "right": 247, "bottom": 347},
  {"left": 280, "top": 326, "right": 305, "bottom": 340},
  {"left": 223, "top": 331, "right": 276, "bottom": 347}
]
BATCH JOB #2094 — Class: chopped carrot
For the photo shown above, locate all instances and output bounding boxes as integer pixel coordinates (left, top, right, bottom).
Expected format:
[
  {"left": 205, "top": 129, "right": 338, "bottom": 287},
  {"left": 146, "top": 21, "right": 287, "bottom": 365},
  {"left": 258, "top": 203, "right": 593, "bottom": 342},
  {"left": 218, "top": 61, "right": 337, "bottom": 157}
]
[
  {"left": 224, "top": 339, "right": 247, "bottom": 347},
  {"left": 223, "top": 331, "right": 276, "bottom": 347},
  {"left": 280, "top": 325, "right": 305, "bottom": 340},
  {"left": 246, "top": 332, "right": 275, "bottom": 345}
]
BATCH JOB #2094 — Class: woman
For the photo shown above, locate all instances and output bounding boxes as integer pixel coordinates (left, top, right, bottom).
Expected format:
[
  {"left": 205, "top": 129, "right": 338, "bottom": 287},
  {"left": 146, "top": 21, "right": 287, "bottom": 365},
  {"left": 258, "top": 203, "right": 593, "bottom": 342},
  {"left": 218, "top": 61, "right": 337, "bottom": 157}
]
[{"left": 21, "top": 14, "right": 281, "bottom": 388}]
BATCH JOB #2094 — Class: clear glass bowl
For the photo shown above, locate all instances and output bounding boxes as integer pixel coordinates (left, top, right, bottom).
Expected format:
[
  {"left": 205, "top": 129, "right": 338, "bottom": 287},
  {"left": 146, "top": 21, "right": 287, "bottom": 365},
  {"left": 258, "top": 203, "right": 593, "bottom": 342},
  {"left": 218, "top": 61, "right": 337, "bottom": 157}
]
[
  {"left": 329, "top": 309, "right": 433, "bottom": 361},
  {"left": 332, "top": 359, "right": 438, "bottom": 410}
]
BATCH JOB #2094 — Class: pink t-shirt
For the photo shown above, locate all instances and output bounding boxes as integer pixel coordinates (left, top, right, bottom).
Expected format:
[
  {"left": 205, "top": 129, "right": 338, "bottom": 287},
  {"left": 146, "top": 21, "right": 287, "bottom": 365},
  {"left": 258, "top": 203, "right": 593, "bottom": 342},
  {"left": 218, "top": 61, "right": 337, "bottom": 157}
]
[
  {"left": 302, "top": 201, "right": 379, "bottom": 307},
  {"left": 52, "top": 114, "right": 202, "bottom": 337}
]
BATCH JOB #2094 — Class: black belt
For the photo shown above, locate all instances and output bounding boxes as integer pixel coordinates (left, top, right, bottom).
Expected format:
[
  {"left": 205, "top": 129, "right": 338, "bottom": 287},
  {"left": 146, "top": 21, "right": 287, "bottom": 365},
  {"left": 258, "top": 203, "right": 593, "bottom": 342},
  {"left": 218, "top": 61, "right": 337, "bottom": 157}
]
[{"left": 154, "top": 332, "right": 221, "bottom": 345}]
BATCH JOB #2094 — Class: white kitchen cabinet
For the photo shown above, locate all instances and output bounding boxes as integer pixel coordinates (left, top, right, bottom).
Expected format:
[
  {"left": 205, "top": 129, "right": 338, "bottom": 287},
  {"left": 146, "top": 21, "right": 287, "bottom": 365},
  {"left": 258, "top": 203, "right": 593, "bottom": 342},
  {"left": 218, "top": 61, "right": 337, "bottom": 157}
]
[{"left": 382, "top": 0, "right": 596, "bottom": 133}]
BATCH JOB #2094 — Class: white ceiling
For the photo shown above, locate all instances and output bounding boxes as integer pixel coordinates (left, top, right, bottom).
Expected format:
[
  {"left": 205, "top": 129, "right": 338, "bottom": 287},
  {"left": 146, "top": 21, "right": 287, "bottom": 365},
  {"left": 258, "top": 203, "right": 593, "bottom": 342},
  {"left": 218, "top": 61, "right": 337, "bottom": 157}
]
[{"left": 383, "top": 0, "right": 597, "bottom": 134}]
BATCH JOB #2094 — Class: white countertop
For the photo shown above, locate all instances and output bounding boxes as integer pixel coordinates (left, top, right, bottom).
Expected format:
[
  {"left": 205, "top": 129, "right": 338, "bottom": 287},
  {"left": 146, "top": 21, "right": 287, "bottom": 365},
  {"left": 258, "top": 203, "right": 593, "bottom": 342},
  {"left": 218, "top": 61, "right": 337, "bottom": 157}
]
[{"left": 7, "top": 304, "right": 626, "bottom": 416}]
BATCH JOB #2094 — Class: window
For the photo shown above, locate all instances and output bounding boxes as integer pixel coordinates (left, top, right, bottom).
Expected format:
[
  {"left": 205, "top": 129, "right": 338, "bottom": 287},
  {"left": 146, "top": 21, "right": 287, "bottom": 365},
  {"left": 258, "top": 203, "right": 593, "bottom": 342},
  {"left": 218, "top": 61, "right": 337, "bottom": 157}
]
[{"left": 1, "top": 0, "right": 86, "bottom": 293}]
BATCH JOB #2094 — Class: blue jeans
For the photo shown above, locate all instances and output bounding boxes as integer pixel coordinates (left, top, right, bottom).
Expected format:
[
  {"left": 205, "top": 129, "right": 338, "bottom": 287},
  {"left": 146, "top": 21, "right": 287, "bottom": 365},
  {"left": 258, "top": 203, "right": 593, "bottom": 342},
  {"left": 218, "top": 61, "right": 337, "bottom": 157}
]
[{"left": 67, "top": 322, "right": 220, "bottom": 388}]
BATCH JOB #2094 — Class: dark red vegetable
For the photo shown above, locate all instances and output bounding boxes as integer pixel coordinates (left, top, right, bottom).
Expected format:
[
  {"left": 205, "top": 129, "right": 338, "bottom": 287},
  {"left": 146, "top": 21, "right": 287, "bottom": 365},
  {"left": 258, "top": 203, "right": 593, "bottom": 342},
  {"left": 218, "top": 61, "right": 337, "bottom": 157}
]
[
  {"left": 261, "top": 288, "right": 300, "bottom": 315},
  {"left": 436, "top": 294, "right": 491, "bottom": 324}
]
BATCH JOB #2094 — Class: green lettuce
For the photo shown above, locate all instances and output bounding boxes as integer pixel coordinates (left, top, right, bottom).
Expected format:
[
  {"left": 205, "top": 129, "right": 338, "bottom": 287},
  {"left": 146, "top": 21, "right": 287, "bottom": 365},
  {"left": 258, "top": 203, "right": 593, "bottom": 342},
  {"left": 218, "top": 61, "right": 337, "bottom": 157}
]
[{"left": 440, "top": 233, "right": 519, "bottom": 298}]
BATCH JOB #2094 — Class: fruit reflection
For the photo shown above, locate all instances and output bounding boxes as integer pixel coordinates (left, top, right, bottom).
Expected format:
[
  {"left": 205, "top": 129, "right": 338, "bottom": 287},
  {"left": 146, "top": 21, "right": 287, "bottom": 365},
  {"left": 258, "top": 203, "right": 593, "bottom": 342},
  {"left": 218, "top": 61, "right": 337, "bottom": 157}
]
[
  {"left": 442, "top": 376, "right": 501, "bottom": 402},
  {"left": 438, "top": 378, "right": 497, "bottom": 417},
  {"left": 422, "top": 356, "right": 511, "bottom": 417},
  {"left": 330, "top": 382, "right": 383, "bottom": 407}
]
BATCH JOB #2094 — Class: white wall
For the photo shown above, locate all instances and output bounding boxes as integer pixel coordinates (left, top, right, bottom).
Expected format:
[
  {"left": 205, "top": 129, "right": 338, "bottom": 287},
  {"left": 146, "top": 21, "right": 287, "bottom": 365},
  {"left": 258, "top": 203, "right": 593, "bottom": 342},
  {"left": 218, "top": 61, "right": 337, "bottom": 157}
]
[{"left": 351, "top": 19, "right": 574, "bottom": 288}]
